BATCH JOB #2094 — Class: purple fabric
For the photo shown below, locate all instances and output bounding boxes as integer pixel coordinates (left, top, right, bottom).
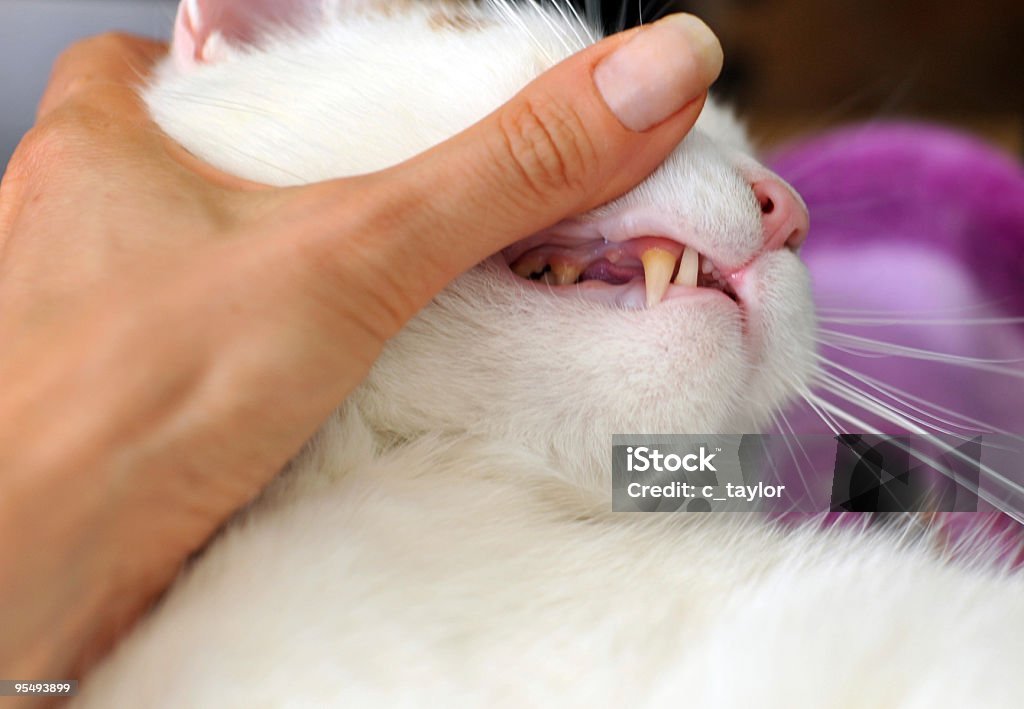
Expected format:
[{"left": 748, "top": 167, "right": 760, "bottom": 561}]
[
  {"left": 765, "top": 122, "right": 1024, "bottom": 564},
  {"left": 770, "top": 123, "right": 1024, "bottom": 316}
]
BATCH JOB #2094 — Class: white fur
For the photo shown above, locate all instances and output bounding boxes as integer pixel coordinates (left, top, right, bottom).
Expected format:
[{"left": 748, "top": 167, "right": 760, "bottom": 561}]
[{"left": 75, "top": 2, "right": 1024, "bottom": 706}]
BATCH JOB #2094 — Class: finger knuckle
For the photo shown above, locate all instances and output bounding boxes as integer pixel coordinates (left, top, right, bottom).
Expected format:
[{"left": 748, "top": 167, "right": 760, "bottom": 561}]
[
  {"left": 94, "top": 31, "right": 139, "bottom": 48},
  {"left": 498, "top": 97, "right": 598, "bottom": 200},
  {"left": 10, "top": 127, "right": 70, "bottom": 177},
  {"left": 10, "top": 110, "right": 98, "bottom": 176},
  {"left": 49, "top": 33, "right": 141, "bottom": 95},
  {"left": 62, "top": 31, "right": 137, "bottom": 62}
]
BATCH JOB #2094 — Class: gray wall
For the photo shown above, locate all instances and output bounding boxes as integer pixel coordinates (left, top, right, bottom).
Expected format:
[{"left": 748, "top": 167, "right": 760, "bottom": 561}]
[{"left": 0, "top": 0, "right": 177, "bottom": 169}]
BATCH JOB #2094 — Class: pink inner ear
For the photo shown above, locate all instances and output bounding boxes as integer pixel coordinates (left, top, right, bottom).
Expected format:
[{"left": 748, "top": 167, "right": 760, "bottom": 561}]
[{"left": 173, "top": 0, "right": 320, "bottom": 67}]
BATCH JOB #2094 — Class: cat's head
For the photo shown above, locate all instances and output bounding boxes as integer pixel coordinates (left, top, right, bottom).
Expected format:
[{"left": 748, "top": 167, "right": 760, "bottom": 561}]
[{"left": 148, "top": 0, "right": 817, "bottom": 476}]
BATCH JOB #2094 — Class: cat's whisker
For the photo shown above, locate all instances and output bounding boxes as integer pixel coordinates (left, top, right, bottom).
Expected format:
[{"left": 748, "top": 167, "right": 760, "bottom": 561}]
[
  {"left": 815, "top": 341, "right": 892, "bottom": 360},
  {"left": 615, "top": 0, "right": 631, "bottom": 34},
  {"left": 773, "top": 409, "right": 817, "bottom": 503},
  {"left": 813, "top": 373, "right": 995, "bottom": 444},
  {"left": 552, "top": 1, "right": 596, "bottom": 46},
  {"left": 793, "top": 383, "right": 842, "bottom": 436},
  {"left": 761, "top": 419, "right": 805, "bottom": 518},
  {"left": 805, "top": 382, "right": 894, "bottom": 434},
  {"left": 814, "top": 365, "right": 973, "bottom": 438},
  {"left": 578, "top": 0, "right": 603, "bottom": 33},
  {"left": 801, "top": 391, "right": 1012, "bottom": 519},
  {"left": 816, "top": 299, "right": 1015, "bottom": 317},
  {"left": 815, "top": 355, "right": 1024, "bottom": 441},
  {"left": 525, "top": 0, "right": 578, "bottom": 55},
  {"left": 818, "top": 315, "right": 1024, "bottom": 327},
  {"left": 815, "top": 343, "right": 1024, "bottom": 377},
  {"left": 804, "top": 387, "right": 1024, "bottom": 524},
  {"left": 813, "top": 375, "right": 1024, "bottom": 476},
  {"left": 487, "top": 1, "right": 556, "bottom": 65},
  {"left": 815, "top": 330, "right": 1024, "bottom": 378}
]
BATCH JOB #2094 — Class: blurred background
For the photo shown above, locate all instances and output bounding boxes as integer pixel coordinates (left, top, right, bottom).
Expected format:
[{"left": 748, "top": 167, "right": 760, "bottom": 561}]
[
  {"left": 0, "top": 1, "right": 176, "bottom": 168},
  {"left": 601, "top": 0, "right": 1023, "bottom": 156},
  {"left": 1, "top": 0, "right": 1021, "bottom": 168}
]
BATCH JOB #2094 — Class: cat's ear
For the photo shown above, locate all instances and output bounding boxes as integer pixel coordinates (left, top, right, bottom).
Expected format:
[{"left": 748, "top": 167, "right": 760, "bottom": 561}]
[{"left": 172, "top": 0, "right": 321, "bottom": 69}]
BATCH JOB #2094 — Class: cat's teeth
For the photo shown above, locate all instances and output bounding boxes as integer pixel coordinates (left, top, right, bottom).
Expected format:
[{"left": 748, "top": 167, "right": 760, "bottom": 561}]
[
  {"left": 550, "top": 263, "right": 582, "bottom": 286},
  {"left": 511, "top": 255, "right": 546, "bottom": 280},
  {"left": 674, "top": 246, "right": 699, "bottom": 287},
  {"left": 641, "top": 247, "right": 676, "bottom": 307}
]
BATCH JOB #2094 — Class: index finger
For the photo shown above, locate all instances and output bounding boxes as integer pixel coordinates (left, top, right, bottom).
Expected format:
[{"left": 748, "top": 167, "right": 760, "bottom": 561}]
[{"left": 37, "top": 32, "right": 168, "bottom": 122}]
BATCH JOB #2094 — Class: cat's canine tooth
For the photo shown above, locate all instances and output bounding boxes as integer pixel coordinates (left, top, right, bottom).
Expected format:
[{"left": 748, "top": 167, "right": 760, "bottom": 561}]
[
  {"left": 550, "top": 263, "right": 582, "bottom": 286},
  {"left": 640, "top": 247, "right": 676, "bottom": 307},
  {"left": 674, "top": 246, "right": 699, "bottom": 287}
]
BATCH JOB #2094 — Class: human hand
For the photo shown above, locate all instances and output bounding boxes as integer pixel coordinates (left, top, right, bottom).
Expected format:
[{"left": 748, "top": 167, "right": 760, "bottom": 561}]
[{"left": 0, "top": 15, "right": 721, "bottom": 682}]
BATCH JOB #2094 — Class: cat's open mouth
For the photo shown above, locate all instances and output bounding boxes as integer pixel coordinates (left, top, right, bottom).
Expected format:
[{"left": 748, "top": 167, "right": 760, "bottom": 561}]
[{"left": 502, "top": 217, "right": 739, "bottom": 309}]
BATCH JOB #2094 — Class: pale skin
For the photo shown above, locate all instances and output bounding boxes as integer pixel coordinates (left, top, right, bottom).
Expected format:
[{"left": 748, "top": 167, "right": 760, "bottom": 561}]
[{"left": 0, "top": 18, "right": 720, "bottom": 688}]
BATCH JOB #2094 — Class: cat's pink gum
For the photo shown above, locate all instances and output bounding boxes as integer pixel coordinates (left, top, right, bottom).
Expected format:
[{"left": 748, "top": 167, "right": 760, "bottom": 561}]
[
  {"left": 502, "top": 207, "right": 702, "bottom": 266},
  {"left": 512, "top": 236, "right": 684, "bottom": 275}
]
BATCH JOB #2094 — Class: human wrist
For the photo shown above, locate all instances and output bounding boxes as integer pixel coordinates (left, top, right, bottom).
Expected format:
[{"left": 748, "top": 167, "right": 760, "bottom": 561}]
[
  {"left": 0, "top": 337, "right": 166, "bottom": 682},
  {"left": 0, "top": 431, "right": 113, "bottom": 683}
]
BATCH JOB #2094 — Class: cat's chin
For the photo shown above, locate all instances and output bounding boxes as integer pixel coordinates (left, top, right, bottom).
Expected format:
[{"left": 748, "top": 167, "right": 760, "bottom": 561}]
[
  {"left": 486, "top": 230, "right": 816, "bottom": 375},
  {"left": 354, "top": 251, "right": 816, "bottom": 484}
]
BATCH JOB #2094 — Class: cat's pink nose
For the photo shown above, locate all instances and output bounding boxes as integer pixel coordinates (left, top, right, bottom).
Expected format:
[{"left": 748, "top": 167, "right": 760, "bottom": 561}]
[{"left": 752, "top": 176, "right": 809, "bottom": 251}]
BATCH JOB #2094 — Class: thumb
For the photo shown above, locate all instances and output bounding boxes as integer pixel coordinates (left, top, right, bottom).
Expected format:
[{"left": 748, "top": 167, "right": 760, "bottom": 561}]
[{"left": 289, "top": 13, "right": 722, "bottom": 326}]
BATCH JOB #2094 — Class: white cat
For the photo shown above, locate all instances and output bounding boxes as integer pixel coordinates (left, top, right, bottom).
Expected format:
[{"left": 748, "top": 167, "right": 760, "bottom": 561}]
[{"left": 76, "top": 1, "right": 1024, "bottom": 707}]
